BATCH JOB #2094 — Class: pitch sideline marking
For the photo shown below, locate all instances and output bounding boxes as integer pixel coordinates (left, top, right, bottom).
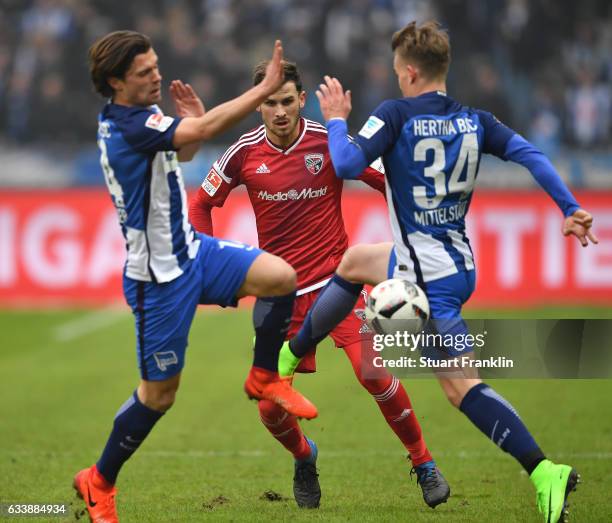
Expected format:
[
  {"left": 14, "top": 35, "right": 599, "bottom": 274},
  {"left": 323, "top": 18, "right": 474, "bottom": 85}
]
[
  {"left": 4, "top": 449, "right": 612, "bottom": 460},
  {"left": 141, "top": 450, "right": 612, "bottom": 460},
  {"left": 53, "top": 308, "right": 128, "bottom": 342},
  {"left": 52, "top": 306, "right": 237, "bottom": 342}
]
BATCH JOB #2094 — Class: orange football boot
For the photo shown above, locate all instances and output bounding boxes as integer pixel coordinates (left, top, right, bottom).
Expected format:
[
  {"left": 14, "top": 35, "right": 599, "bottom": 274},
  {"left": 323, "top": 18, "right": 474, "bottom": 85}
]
[
  {"left": 244, "top": 367, "right": 317, "bottom": 419},
  {"left": 73, "top": 465, "right": 118, "bottom": 523}
]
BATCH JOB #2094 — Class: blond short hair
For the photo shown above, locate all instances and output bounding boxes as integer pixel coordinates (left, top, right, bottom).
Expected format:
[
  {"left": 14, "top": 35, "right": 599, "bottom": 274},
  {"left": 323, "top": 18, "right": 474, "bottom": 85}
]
[{"left": 391, "top": 21, "right": 451, "bottom": 80}]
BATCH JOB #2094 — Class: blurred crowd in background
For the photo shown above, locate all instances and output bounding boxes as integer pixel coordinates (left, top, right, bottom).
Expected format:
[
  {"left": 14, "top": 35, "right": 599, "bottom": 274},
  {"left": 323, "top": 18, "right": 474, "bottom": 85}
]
[{"left": 0, "top": 0, "right": 610, "bottom": 158}]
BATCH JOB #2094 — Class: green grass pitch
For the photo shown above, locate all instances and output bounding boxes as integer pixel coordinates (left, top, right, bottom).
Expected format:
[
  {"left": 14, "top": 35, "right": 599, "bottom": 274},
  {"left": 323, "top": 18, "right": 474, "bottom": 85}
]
[{"left": 1, "top": 308, "right": 611, "bottom": 522}]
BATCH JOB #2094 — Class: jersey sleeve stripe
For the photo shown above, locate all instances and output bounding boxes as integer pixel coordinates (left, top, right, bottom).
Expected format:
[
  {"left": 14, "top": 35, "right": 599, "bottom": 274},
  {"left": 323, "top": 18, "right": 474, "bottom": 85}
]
[
  {"left": 211, "top": 162, "right": 232, "bottom": 183},
  {"left": 218, "top": 128, "right": 266, "bottom": 173},
  {"left": 305, "top": 119, "right": 328, "bottom": 132},
  {"left": 306, "top": 118, "right": 326, "bottom": 127},
  {"left": 218, "top": 126, "right": 265, "bottom": 167},
  {"left": 218, "top": 126, "right": 265, "bottom": 168}
]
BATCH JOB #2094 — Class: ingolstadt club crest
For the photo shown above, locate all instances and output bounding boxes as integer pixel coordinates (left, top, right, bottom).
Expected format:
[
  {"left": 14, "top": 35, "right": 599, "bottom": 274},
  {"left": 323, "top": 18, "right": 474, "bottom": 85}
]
[{"left": 304, "top": 153, "right": 324, "bottom": 175}]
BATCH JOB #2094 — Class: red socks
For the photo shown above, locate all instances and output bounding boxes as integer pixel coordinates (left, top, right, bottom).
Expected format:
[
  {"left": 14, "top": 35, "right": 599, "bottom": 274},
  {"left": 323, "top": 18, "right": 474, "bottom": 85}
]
[
  {"left": 343, "top": 342, "right": 432, "bottom": 466},
  {"left": 370, "top": 376, "right": 432, "bottom": 465},
  {"left": 256, "top": 342, "right": 433, "bottom": 468},
  {"left": 258, "top": 400, "right": 311, "bottom": 460}
]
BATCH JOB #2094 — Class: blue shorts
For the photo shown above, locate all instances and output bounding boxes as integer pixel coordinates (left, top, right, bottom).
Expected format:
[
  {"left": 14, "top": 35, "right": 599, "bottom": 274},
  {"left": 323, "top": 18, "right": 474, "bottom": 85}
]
[
  {"left": 124, "top": 234, "right": 262, "bottom": 381},
  {"left": 388, "top": 247, "right": 476, "bottom": 357}
]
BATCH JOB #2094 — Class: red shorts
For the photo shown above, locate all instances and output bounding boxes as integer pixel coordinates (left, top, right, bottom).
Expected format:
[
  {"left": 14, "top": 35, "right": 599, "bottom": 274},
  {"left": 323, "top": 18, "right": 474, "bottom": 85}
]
[{"left": 288, "top": 288, "right": 368, "bottom": 373}]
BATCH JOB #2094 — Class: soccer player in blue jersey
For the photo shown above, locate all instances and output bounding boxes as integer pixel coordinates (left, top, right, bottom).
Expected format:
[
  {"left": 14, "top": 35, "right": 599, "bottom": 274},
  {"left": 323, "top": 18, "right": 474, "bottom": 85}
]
[
  {"left": 278, "top": 21, "right": 597, "bottom": 521},
  {"left": 73, "top": 31, "right": 317, "bottom": 523}
]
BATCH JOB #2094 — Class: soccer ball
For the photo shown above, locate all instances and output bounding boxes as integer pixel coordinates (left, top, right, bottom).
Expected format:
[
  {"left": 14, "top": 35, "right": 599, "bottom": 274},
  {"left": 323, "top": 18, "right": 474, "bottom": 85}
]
[{"left": 365, "top": 278, "right": 429, "bottom": 335}]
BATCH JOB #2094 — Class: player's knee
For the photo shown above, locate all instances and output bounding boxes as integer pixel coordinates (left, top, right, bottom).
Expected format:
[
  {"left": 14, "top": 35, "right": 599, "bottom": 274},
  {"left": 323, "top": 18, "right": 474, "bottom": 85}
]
[
  {"left": 338, "top": 245, "right": 367, "bottom": 282},
  {"left": 277, "top": 263, "right": 297, "bottom": 295},
  {"left": 440, "top": 378, "right": 480, "bottom": 408},
  {"left": 140, "top": 381, "right": 179, "bottom": 412},
  {"left": 242, "top": 254, "right": 296, "bottom": 297},
  {"left": 445, "top": 388, "right": 463, "bottom": 408},
  {"left": 268, "top": 259, "right": 296, "bottom": 295},
  {"left": 145, "top": 390, "right": 177, "bottom": 412},
  {"left": 441, "top": 382, "right": 467, "bottom": 408}
]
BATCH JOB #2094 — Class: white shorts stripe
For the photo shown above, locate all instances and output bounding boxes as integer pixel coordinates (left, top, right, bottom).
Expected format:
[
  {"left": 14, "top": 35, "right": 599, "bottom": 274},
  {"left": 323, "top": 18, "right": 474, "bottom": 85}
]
[{"left": 296, "top": 278, "right": 331, "bottom": 296}]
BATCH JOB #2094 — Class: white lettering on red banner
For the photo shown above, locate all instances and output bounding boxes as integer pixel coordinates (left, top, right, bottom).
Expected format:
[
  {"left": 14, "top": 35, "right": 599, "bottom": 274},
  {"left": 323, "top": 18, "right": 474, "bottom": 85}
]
[{"left": 0, "top": 190, "right": 610, "bottom": 307}]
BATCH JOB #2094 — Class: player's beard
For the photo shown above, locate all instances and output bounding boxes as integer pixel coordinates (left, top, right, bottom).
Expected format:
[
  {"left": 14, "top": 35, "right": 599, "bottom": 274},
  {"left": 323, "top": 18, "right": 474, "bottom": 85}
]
[{"left": 270, "top": 113, "right": 300, "bottom": 144}]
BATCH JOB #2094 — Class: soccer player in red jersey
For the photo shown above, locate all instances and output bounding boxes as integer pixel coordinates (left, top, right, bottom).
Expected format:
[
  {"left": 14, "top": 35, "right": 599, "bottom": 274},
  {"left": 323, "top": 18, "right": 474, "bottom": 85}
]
[{"left": 190, "top": 61, "right": 449, "bottom": 509}]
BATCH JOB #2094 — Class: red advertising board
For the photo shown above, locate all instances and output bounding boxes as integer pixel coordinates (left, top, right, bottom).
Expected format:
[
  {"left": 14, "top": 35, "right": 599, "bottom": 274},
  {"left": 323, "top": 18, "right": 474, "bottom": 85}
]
[{"left": 0, "top": 189, "right": 611, "bottom": 307}]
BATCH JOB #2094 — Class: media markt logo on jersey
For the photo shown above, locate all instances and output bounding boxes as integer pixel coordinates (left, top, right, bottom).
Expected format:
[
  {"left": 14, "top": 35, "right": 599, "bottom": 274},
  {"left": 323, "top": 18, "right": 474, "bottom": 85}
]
[
  {"left": 257, "top": 186, "right": 328, "bottom": 201},
  {"left": 304, "top": 153, "right": 324, "bottom": 175}
]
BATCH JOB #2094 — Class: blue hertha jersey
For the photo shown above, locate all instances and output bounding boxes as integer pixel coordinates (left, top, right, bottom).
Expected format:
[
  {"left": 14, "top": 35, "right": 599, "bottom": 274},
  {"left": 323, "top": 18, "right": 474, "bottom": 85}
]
[
  {"left": 97, "top": 103, "right": 200, "bottom": 282},
  {"left": 354, "top": 91, "right": 515, "bottom": 284}
]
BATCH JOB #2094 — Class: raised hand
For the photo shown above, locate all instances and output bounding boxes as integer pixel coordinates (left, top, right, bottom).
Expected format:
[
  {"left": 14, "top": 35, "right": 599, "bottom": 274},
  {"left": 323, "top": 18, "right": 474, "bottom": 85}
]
[
  {"left": 316, "top": 75, "right": 352, "bottom": 121},
  {"left": 258, "top": 40, "right": 284, "bottom": 97},
  {"left": 562, "top": 208, "right": 598, "bottom": 247},
  {"left": 170, "top": 80, "right": 205, "bottom": 118}
]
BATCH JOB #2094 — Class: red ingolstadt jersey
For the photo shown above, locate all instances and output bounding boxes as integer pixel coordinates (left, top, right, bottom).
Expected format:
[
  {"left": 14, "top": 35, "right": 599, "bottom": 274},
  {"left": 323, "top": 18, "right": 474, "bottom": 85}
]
[{"left": 190, "top": 118, "right": 385, "bottom": 292}]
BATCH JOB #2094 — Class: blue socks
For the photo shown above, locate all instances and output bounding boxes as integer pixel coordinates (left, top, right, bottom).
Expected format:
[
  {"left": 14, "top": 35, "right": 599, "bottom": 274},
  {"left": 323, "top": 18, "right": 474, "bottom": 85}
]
[
  {"left": 96, "top": 391, "right": 163, "bottom": 484},
  {"left": 289, "top": 275, "right": 363, "bottom": 357},
  {"left": 296, "top": 437, "right": 318, "bottom": 464},
  {"left": 459, "top": 383, "right": 545, "bottom": 474},
  {"left": 252, "top": 292, "right": 296, "bottom": 371},
  {"left": 415, "top": 460, "right": 436, "bottom": 472}
]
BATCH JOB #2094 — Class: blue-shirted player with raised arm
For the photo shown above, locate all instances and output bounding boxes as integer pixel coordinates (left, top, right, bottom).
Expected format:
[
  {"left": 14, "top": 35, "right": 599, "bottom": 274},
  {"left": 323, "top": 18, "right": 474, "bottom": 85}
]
[
  {"left": 278, "top": 21, "right": 598, "bottom": 521},
  {"left": 73, "top": 31, "right": 317, "bottom": 523}
]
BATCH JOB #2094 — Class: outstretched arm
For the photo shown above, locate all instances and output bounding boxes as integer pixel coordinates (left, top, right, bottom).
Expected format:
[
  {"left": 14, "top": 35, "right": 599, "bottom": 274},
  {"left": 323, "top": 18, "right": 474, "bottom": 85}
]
[
  {"left": 504, "top": 135, "right": 598, "bottom": 247},
  {"left": 172, "top": 40, "right": 284, "bottom": 148},
  {"left": 316, "top": 75, "right": 368, "bottom": 179}
]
